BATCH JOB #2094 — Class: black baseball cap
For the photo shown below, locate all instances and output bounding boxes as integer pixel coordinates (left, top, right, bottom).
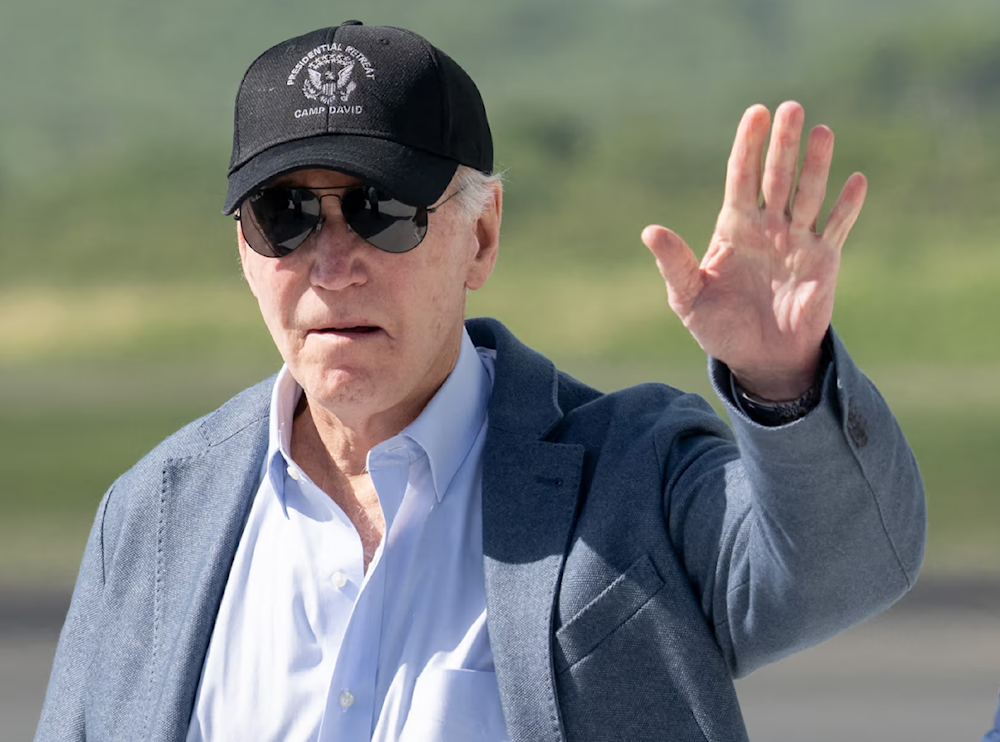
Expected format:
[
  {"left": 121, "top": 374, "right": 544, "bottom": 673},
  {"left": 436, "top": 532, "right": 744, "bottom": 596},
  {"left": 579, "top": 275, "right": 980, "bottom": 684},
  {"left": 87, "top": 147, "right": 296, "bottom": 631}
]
[{"left": 223, "top": 21, "right": 493, "bottom": 214}]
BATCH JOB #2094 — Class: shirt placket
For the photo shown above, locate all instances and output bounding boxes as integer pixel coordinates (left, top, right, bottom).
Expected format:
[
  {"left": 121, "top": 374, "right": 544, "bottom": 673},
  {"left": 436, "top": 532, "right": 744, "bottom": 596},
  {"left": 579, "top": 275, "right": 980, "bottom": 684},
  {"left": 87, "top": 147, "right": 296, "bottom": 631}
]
[
  {"left": 312, "top": 481, "right": 367, "bottom": 669},
  {"left": 317, "top": 443, "right": 411, "bottom": 741}
]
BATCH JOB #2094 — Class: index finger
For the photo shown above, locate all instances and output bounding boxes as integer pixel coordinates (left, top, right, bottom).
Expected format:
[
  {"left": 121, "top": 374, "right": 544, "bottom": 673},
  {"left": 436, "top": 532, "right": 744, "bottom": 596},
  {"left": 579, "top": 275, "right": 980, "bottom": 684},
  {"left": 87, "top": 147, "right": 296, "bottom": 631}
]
[{"left": 724, "top": 105, "right": 771, "bottom": 210}]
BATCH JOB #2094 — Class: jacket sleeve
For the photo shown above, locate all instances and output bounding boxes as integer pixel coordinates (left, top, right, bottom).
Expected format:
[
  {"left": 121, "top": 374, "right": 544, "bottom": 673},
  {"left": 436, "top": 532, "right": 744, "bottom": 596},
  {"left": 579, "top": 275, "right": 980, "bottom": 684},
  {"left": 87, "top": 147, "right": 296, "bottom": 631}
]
[
  {"left": 34, "top": 485, "right": 113, "bottom": 742},
  {"left": 662, "top": 327, "right": 926, "bottom": 678}
]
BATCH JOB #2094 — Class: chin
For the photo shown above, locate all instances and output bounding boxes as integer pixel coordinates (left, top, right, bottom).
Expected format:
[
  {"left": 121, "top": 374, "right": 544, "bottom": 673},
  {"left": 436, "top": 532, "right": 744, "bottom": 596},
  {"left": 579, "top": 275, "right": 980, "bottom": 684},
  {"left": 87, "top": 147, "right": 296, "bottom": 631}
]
[{"left": 300, "top": 363, "right": 404, "bottom": 420}]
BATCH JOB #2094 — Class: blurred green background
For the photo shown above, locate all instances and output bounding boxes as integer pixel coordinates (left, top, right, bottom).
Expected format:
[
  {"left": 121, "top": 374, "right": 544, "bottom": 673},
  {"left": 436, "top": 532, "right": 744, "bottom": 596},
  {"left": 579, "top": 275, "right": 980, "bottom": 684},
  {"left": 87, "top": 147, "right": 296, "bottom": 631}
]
[{"left": 1, "top": 0, "right": 998, "bottom": 589}]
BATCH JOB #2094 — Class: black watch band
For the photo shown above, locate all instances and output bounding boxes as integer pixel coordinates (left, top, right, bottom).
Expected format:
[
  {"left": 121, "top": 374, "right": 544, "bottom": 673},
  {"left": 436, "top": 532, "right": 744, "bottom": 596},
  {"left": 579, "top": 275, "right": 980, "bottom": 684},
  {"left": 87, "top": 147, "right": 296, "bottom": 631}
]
[{"left": 735, "top": 379, "right": 822, "bottom": 426}]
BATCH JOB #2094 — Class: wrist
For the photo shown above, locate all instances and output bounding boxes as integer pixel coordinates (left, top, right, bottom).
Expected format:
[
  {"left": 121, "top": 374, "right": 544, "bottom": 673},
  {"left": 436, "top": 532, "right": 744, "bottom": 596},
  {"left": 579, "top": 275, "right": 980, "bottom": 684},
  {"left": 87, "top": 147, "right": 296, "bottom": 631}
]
[
  {"left": 729, "top": 336, "right": 834, "bottom": 425},
  {"left": 730, "top": 353, "right": 822, "bottom": 402},
  {"left": 731, "top": 372, "right": 815, "bottom": 403}
]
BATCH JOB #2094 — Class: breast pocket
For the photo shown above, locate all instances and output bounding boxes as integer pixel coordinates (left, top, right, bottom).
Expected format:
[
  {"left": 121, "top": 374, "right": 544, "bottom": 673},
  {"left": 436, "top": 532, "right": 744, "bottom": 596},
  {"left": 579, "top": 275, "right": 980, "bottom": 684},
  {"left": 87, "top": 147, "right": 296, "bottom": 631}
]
[
  {"left": 400, "top": 669, "right": 509, "bottom": 742},
  {"left": 554, "top": 554, "right": 666, "bottom": 674}
]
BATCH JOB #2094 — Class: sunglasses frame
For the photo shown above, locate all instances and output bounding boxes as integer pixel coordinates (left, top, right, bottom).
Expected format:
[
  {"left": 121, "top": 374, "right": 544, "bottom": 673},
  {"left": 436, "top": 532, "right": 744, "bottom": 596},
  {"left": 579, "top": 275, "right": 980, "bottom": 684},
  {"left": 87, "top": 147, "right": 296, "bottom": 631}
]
[{"left": 234, "top": 183, "right": 463, "bottom": 258}]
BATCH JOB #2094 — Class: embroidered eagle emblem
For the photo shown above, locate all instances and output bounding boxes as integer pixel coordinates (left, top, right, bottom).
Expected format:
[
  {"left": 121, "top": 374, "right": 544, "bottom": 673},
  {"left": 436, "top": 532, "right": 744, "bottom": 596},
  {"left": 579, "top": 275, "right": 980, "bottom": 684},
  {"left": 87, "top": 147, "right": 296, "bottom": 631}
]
[{"left": 303, "top": 62, "right": 357, "bottom": 105}]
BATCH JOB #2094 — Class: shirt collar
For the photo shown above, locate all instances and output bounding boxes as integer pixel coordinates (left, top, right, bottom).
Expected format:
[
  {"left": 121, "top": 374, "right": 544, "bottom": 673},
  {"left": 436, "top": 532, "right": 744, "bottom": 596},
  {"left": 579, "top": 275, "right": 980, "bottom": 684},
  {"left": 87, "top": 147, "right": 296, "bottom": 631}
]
[
  {"left": 264, "top": 364, "right": 304, "bottom": 515},
  {"left": 265, "top": 327, "right": 492, "bottom": 506},
  {"left": 398, "top": 328, "right": 492, "bottom": 502}
]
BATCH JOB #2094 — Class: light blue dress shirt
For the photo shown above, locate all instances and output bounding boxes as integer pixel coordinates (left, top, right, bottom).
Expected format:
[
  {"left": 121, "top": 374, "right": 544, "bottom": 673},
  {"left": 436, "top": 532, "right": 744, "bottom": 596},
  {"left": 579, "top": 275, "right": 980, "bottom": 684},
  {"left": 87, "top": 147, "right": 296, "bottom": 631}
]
[{"left": 186, "top": 330, "right": 508, "bottom": 741}]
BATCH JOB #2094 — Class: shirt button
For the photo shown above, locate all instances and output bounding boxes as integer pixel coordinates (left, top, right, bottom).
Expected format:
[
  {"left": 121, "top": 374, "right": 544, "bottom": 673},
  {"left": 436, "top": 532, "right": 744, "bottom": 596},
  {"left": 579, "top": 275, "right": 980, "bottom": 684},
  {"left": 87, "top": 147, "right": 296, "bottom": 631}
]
[
  {"left": 331, "top": 571, "right": 348, "bottom": 588},
  {"left": 286, "top": 466, "right": 300, "bottom": 481},
  {"left": 339, "top": 690, "right": 354, "bottom": 709}
]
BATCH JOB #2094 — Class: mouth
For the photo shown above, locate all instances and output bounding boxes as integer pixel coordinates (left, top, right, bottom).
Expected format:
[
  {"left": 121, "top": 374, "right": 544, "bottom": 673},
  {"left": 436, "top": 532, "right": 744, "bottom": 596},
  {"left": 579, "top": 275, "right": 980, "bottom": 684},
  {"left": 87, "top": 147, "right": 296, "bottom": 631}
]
[{"left": 308, "top": 324, "right": 383, "bottom": 337}]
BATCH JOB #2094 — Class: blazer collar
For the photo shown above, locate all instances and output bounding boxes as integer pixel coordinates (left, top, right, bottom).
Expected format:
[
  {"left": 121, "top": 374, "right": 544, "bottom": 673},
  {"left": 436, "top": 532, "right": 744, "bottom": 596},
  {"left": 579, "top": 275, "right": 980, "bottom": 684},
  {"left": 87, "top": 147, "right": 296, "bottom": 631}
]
[{"left": 466, "top": 317, "right": 565, "bottom": 438}]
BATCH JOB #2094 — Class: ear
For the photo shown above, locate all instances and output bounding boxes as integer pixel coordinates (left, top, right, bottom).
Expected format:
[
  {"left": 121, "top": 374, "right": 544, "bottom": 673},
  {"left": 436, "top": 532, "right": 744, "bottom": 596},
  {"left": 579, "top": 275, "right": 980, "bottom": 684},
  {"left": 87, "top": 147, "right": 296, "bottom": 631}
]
[
  {"left": 465, "top": 181, "right": 502, "bottom": 291},
  {"left": 236, "top": 218, "right": 260, "bottom": 298}
]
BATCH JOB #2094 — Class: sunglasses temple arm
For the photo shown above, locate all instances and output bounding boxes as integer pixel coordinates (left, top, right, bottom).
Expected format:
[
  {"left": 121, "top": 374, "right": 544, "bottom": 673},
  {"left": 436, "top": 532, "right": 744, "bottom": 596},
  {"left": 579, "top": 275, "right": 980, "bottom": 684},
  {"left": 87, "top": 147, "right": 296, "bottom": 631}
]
[{"left": 425, "top": 185, "right": 466, "bottom": 214}]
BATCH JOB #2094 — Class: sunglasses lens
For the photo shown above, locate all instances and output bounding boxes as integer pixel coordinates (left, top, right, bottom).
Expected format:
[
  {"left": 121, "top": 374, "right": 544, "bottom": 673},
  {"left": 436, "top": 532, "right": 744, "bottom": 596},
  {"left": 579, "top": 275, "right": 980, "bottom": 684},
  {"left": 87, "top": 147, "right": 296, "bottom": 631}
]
[
  {"left": 242, "top": 188, "right": 321, "bottom": 257},
  {"left": 240, "top": 185, "right": 430, "bottom": 257},
  {"left": 342, "top": 187, "right": 428, "bottom": 254}
]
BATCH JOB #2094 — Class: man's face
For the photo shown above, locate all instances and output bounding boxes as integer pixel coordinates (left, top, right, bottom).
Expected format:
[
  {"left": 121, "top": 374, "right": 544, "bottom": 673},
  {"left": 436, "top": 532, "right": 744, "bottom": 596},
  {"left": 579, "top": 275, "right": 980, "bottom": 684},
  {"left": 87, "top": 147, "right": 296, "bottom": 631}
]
[{"left": 238, "top": 168, "right": 500, "bottom": 430}]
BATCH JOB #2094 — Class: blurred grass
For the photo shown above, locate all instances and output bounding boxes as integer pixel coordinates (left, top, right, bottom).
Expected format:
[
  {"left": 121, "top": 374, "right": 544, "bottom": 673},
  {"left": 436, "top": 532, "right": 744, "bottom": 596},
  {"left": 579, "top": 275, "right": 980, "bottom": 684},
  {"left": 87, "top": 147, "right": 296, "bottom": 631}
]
[{"left": 4, "top": 222, "right": 998, "bottom": 366}]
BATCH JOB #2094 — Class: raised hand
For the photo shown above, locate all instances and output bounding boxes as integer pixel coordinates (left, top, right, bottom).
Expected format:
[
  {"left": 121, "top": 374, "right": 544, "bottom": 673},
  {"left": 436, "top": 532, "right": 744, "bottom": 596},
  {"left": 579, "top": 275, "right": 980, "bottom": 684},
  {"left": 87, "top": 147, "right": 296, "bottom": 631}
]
[{"left": 642, "top": 102, "right": 867, "bottom": 401}]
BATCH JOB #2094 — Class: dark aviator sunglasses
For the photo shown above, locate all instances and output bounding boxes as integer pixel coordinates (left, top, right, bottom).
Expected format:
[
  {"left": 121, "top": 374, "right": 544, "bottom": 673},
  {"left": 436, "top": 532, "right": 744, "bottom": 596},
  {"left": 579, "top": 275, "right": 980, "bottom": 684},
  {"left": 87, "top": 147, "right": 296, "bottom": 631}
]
[{"left": 235, "top": 184, "right": 462, "bottom": 258}]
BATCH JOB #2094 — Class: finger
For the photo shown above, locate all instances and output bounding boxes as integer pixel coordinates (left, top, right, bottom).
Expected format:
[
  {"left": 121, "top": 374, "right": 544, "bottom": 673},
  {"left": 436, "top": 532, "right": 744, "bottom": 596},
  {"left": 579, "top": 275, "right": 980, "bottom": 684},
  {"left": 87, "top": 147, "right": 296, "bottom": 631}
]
[
  {"left": 823, "top": 173, "right": 868, "bottom": 248},
  {"left": 790, "top": 125, "right": 834, "bottom": 231},
  {"left": 723, "top": 105, "right": 770, "bottom": 211},
  {"left": 761, "top": 101, "right": 805, "bottom": 214},
  {"left": 641, "top": 224, "right": 703, "bottom": 313}
]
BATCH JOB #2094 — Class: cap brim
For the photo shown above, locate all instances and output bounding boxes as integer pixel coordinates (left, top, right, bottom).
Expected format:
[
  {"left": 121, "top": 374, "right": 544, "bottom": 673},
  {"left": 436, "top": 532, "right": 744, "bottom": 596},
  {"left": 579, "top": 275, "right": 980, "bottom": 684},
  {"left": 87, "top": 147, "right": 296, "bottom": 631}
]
[{"left": 223, "top": 134, "right": 459, "bottom": 214}]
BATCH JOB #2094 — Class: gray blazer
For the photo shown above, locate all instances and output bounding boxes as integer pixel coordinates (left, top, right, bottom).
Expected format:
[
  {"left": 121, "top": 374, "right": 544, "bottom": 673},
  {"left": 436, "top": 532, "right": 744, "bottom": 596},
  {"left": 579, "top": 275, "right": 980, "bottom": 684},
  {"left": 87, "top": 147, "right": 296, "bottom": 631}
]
[{"left": 36, "top": 317, "right": 925, "bottom": 742}]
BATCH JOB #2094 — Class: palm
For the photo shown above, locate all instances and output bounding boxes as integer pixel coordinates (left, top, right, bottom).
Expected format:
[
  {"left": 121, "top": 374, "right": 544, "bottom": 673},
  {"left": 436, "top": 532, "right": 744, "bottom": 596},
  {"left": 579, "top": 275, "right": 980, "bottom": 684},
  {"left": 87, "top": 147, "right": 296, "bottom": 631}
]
[
  {"left": 643, "top": 102, "right": 867, "bottom": 400},
  {"left": 686, "top": 204, "right": 839, "bottom": 377}
]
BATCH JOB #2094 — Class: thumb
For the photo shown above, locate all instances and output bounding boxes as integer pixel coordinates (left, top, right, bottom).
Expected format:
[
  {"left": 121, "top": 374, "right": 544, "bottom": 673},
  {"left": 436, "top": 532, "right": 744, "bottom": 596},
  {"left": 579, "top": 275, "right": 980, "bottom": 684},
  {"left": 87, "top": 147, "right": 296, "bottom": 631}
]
[{"left": 641, "top": 225, "right": 702, "bottom": 311}]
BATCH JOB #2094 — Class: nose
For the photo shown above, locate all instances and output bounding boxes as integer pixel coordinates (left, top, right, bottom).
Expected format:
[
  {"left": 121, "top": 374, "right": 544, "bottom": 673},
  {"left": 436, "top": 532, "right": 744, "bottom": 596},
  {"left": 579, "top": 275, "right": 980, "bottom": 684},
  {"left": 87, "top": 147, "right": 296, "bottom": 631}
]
[{"left": 305, "top": 193, "right": 370, "bottom": 291}]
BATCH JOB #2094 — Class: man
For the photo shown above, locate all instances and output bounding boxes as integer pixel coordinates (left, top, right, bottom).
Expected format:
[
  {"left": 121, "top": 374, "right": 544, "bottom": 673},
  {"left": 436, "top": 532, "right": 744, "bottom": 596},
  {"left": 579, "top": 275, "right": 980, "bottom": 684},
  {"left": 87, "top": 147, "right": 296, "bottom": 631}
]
[{"left": 36, "top": 21, "right": 925, "bottom": 742}]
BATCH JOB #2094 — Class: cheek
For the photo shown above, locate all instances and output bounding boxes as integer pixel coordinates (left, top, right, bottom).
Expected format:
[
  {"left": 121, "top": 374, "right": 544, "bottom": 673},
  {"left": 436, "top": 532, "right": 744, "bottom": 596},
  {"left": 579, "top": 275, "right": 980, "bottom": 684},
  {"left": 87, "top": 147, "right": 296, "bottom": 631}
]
[
  {"left": 413, "top": 250, "right": 470, "bottom": 325},
  {"left": 246, "top": 261, "right": 303, "bottom": 346},
  {"left": 256, "top": 290, "right": 286, "bottom": 338}
]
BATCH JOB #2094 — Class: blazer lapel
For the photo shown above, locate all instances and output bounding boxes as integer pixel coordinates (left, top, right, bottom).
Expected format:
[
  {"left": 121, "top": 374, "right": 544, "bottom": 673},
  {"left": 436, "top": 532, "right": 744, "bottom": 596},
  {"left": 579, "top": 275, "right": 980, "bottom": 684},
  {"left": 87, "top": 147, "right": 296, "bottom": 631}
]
[
  {"left": 483, "top": 433, "right": 584, "bottom": 742},
  {"left": 145, "top": 408, "right": 269, "bottom": 742}
]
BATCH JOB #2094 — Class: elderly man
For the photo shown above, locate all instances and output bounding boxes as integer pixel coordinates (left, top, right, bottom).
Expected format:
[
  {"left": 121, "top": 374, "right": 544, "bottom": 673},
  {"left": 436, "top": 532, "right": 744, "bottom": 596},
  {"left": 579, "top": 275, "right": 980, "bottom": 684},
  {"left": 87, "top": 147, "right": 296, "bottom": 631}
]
[{"left": 36, "top": 21, "right": 925, "bottom": 742}]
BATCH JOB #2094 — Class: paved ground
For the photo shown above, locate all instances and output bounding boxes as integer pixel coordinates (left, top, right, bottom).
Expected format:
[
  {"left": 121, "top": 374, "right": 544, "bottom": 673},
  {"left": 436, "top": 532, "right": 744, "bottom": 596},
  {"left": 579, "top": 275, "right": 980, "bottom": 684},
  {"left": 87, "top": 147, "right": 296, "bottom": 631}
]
[
  {"left": 4, "top": 581, "right": 1000, "bottom": 741},
  {"left": 738, "top": 610, "right": 1000, "bottom": 740}
]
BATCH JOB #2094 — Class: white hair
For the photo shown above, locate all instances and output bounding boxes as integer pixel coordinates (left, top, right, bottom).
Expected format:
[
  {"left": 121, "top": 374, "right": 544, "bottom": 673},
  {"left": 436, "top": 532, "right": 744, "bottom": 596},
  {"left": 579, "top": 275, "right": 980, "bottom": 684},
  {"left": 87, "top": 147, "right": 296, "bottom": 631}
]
[{"left": 447, "top": 165, "right": 503, "bottom": 225}]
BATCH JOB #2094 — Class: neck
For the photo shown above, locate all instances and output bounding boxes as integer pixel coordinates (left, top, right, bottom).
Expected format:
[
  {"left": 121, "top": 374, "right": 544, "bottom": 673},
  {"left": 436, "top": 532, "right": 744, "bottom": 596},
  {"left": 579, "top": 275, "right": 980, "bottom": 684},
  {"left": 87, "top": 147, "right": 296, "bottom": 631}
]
[
  {"left": 291, "top": 395, "right": 413, "bottom": 479},
  {"left": 290, "top": 332, "right": 464, "bottom": 479}
]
